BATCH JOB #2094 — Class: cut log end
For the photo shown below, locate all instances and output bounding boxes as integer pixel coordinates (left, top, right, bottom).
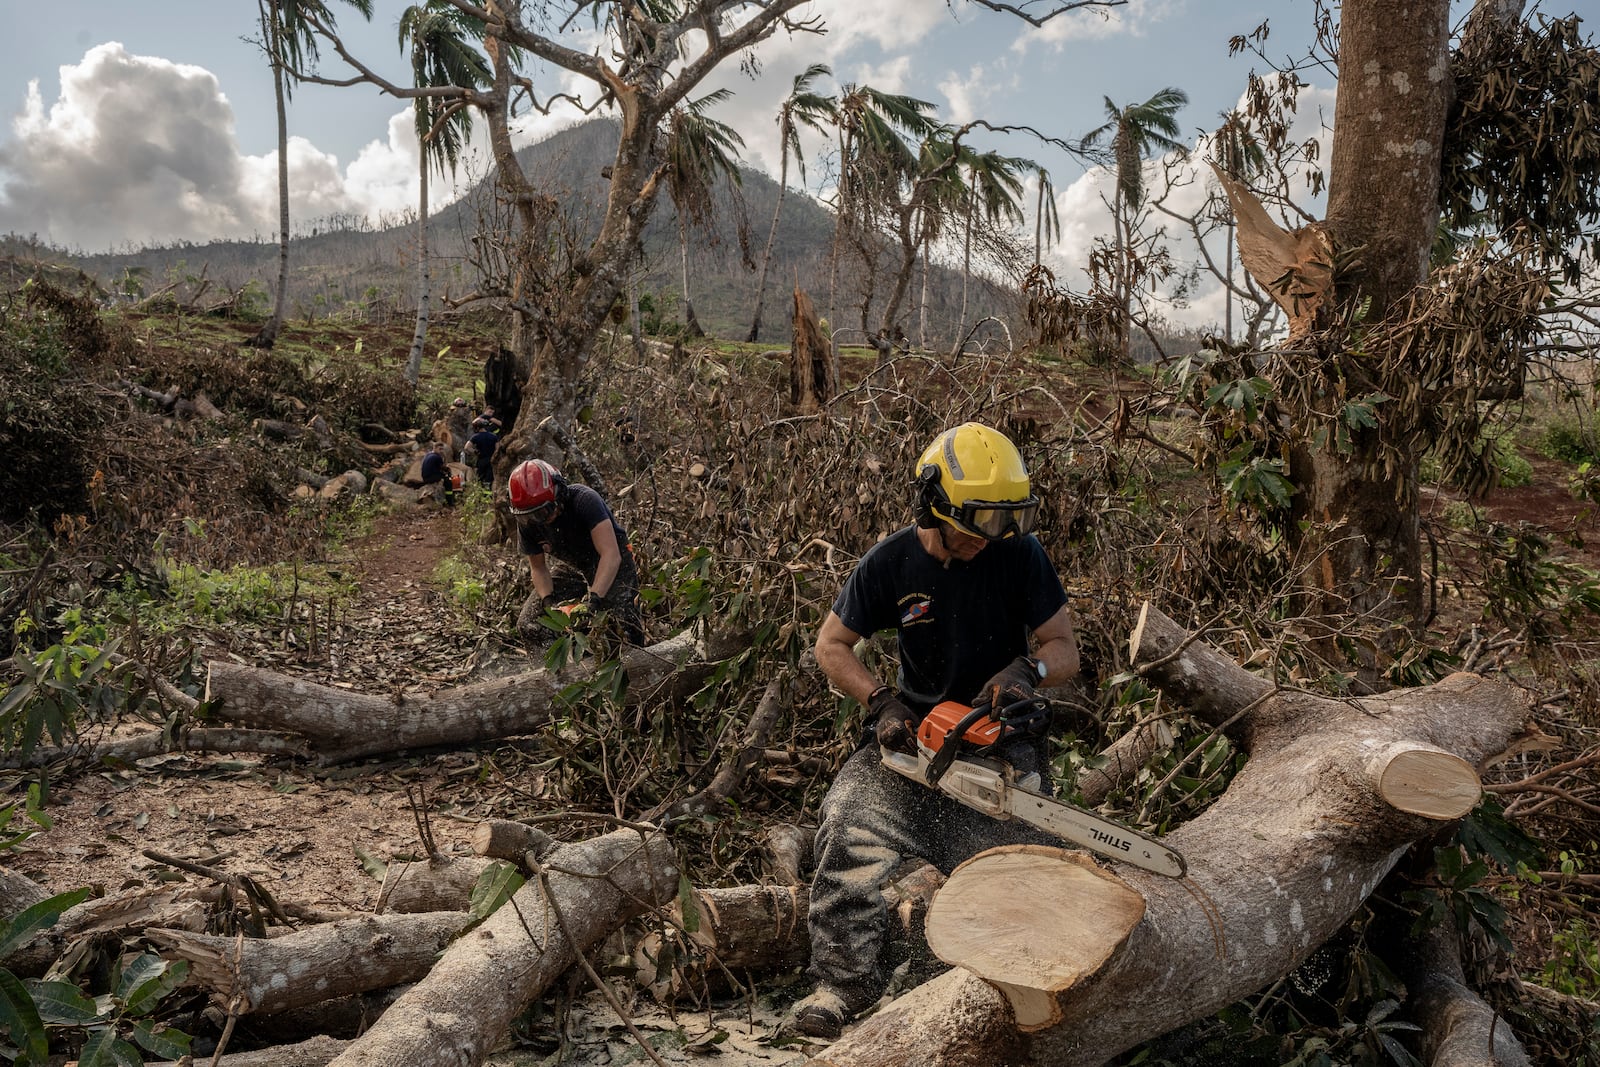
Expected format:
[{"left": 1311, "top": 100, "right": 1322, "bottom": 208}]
[
  {"left": 924, "top": 845, "right": 1145, "bottom": 1031},
  {"left": 1375, "top": 747, "right": 1481, "bottom": 820}
]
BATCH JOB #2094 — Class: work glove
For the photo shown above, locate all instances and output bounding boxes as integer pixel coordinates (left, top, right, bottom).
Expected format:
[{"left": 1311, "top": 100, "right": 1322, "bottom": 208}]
[
  {"left": 516, "top": 592, "right": 545, "bottom": 637},
  {"left": 869, "top": 687, "right": 917, "bottom": 754},
  {"left": 975, "top": 655, "right": 1043, "bottom": 713}
]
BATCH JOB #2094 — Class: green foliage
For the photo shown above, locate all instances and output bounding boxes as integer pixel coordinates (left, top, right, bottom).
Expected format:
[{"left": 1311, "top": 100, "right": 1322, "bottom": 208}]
[
  {"left": 433, "top": 555, "right": 487, "bottom": 610},
  {"left": 1537, "top": 416, "right": 1600, "bottom": 465},
  {"left": 1542, "top": 920, "right": 1600, "bottom": 998},
  {"left": 123, "top": 561, "right": 355, "bottom": 631},
  {"left": 1, "top": 890, "right": 190, "bottom": 1066},
  {"left": 1477, "top": 522, "right": 1600, "bottom": 642},
  {"left": 1, "top": 612, "right": 134, "bottom": 761}
]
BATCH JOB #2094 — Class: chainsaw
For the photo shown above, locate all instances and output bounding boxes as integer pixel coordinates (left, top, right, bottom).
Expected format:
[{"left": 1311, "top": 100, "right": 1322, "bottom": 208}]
[{"left": 880, "top": 698, "right": 1187, "bottom": 879}]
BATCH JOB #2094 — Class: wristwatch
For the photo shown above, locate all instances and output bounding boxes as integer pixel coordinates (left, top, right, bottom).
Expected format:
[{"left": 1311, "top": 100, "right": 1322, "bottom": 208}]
[{"left": 1027, "top": 655, "right": 1047, "bottom": 682}]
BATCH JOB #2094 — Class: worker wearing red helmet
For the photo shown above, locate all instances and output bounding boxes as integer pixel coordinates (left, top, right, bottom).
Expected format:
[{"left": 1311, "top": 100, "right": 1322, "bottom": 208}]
[{"left": 508, "top": 459, "right": 643, "bottom": 642}]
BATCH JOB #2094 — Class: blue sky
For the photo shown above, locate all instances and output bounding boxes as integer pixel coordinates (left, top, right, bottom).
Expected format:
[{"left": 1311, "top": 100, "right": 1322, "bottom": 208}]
[{"left": 0, "top": 0, "right": 1498, "bottom": 329}]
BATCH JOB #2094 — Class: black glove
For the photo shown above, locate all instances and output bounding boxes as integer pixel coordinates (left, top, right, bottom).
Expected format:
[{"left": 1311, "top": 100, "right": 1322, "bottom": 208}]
[
  {"left": 869, "top": 687, "right": 917, "bottom": 754},
  {"left": 587, "top": 590, "right": 612, "bottom": 614},
  {"left": 975, "top": 655, "right": 1042, "bottom": 712}
]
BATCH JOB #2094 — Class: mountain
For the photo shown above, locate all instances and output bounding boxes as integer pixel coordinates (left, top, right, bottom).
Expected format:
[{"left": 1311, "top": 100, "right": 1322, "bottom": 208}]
[{"left": 68, "top": 119, "right": 1026, "bottom": 348}]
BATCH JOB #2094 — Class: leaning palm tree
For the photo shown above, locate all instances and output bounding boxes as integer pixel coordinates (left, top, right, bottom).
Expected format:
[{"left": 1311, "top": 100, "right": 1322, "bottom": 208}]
[
  {"left": 950, "top": 148, "right": 1030, "bottom": 359},
  {"left": 399, "top": 1, "right": 490, "bottom": 384},
  {"left": 663, "top": 89, "right": 746, "bottom": 339},
  {"left": 1083, "top": 86, "right": 1189, "bottom": 360},
  {"left": 827, "top": 84, "right": 938, "bottom": 333},
  {"left": 248, "top": 0, "right": 374, "bottom": 350},
  {"left": 1033, "top": 164, "right": 1061, "bottom": 268},
  {"left": 747, "top": 63, "right": 836, "bottom": 343}
]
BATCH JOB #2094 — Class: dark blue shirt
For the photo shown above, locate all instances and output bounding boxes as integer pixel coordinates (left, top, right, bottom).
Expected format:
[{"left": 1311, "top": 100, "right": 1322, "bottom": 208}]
[
  {"left": 832, "top": 525, "right": 1067, "bottom": 712},
  {"left": 468, "top": 430, "right": 498, "bottom": 472},
  {"left": 517, "top": 483, "right": 630, "bottom": 581},
  {"left": 420, "top": 451, "right": 447, "bottom": 485}
]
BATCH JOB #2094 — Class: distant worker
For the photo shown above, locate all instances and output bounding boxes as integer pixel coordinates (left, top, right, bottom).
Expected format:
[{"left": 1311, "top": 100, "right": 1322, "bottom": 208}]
[
  {"left": 465, "top": 421, "right": 499, "bottom": 485},
  {"left": 419, "top": 442, "right": 456, "bottom": 507},
  {"left": 444, "top": 397, "right": 472, "bottom": 455},
  {"left": 475, "top": 406, "right": 504, "bottom": 434},
  {"left": 509, "top": 459, "right": 644, "bottom": 643}
]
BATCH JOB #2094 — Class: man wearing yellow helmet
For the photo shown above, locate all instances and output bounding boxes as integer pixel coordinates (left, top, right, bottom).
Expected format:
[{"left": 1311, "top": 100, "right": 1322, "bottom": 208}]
[{"left": 792, "top": 422, "right": 1080, "bottom": 1040}]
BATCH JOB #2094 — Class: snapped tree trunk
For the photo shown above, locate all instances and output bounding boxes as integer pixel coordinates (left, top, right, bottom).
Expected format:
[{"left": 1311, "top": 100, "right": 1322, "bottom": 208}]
[
  {"left": 405, "top": 148, "right": 430, "bottom": 385},
  {"left": 790, "top": 286, "right": 831, "bottom": 413},
  {"left": 814, "top": 602, "right": 1532, "bottom": 1066}
]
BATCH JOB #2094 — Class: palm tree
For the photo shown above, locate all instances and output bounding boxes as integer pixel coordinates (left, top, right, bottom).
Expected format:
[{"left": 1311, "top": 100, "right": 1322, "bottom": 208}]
[
  {"left": 827, "top": 84, "right": 938, "bottom": 334},
  {"left": 399, "top": 2, "right": 489, "bottom": 384},
  {"left": 1209, "top": 109, "right": 1266, "bottom": 345},
  {"left": 746, "top": 63, "right": 836, "bottom": 343},
  {"left": 1033, "top": 164, "right": 1061, "bottom": 268},
  {"left": 950, "top": 147, "right": 1030, "bottom": 359},
  {"left": 664, "top": 89, "right": 746, "bottom": 338},
  {"left": 248, "top": 0, "right": 373, "bottom": 350},
  {"left": 1084, "top": 86, "right": 1188, "bottom": 359}
]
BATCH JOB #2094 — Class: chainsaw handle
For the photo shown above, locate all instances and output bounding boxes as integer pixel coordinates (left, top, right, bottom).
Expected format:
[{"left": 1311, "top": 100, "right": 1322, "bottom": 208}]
[{"left": 923, "top": 703, "right": 995, "bottom": 788}]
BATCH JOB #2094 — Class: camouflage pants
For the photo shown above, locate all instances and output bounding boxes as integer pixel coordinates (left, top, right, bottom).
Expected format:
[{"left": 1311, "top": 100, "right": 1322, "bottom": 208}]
[{"left": 806, "top": 740, "right": 1052, "bottom": 1003}]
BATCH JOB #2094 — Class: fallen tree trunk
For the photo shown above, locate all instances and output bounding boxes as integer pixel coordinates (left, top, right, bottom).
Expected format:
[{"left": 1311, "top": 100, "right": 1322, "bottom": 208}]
[
  {"left": 149, "top": 1034, "right": 348, "bottom": 1067},
  {"left": 326, "top": 826, "right": 677, "bottom": 1066},
  {"left": 147, "top": 912, "right": 468, "bottom": 1016},
  {"left": 1403, "top": 919, "right": 1532, "bottom": 1066},
  {"left": 377, "top": 854, "right": 496, "bottom": 914},
  {"left": 815, "top": 602, "right": 1532, "bottom": 1066},
  {"left": 204, "top": 629, "right": 712, "bottom": 763}
]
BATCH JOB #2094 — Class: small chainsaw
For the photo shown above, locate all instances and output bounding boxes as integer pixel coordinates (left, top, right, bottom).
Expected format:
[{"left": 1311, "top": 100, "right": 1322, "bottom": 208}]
[{"left": 880, "top": 698, "right": 1187, "bottom": 879}]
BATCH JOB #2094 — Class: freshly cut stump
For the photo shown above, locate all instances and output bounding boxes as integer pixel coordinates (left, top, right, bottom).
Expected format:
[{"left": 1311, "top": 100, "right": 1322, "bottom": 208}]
[{"left": 924, "top": 845, "right": 1145, "bottom": 1029}]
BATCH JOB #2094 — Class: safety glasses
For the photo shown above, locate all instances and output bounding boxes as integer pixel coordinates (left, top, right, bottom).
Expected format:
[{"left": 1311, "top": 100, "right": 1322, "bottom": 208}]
[
  {"left": 945, "top": 497, "right": 1040, "bottom": 540},
  {"left": 523, "top": 500, "right": 559, "bottom": 524}
]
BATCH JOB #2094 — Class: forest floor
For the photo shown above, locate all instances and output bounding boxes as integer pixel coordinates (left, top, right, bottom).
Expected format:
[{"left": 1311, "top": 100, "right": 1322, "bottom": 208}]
[{"left": 8, "top": 503, "right": 818, "bottom": 1065}]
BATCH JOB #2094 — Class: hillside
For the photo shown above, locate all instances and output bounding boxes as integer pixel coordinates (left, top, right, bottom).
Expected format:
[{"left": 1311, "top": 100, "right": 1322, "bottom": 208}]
[{"left": 65, "top": 119, "right": 1023, "bottom": 348}]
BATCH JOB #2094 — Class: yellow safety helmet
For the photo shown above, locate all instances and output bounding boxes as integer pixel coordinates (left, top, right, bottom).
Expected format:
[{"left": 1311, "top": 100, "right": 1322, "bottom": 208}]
[{"left": 913, "top": 422, "right": 1039, "bottom": 540}]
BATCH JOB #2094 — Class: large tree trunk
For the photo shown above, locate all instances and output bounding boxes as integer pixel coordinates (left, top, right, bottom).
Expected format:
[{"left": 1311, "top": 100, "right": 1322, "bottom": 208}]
[
  {"left": 203, "top": 628, "right": 707, "bottom": 764},
  {"left": 1289, "top": 0, "right": 1453, "bottom": 637},
  {"left": 325, "top": 826, "right": 677, "bottom": 1066},
  {"left": 813, "top": 602, "right": 1531, "bottom": 1066}
]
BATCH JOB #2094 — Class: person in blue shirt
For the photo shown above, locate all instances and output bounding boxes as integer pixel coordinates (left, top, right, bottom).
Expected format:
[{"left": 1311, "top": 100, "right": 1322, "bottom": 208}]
[
  {"left": 466, "top": 422, "right": 499, "bottom": 485},
  {"left": 418, "top": 442, "right": 455, "bottom": 506},
  {"left": 791, "top": 422, "right": 1080, "bottom": 1040}
]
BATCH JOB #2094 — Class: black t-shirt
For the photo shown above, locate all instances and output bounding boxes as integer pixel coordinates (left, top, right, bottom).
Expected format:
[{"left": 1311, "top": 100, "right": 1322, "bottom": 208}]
[
  {"left": 420, "top": 451, "right": 446, "bottom": 484},
  {"left": 517, "top": 483, "right": 629, "bottom": 578},
  {"left": 832, "top": 525, "right": 1068, "bottom": 712}
]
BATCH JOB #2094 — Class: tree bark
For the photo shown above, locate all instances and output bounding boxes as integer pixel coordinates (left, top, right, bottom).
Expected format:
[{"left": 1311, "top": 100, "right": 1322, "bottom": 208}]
[
  {"left": 1402, "top": 918, "right": 1532, "bottom": 1066},
  {"left": 149, "top": 1034, "right": 349, "bottom": 1067},
  {"left": 147, "top": 912, "right": 468, "bottom": 1016},
  {"left": 813, "top": 602, "right": 1531, "bottom": 1066},
  {"left": 376, "top": 854, "right": 496, "bottom": 915},
  {"left": 203, "top": 628, "right": 708, "bottom": 764},
  {"left": 4, "top": 885, "right": 216, "bottom": 977},
  {"left": 325, "top": 826, "right": 677, "bottom": 1067}
]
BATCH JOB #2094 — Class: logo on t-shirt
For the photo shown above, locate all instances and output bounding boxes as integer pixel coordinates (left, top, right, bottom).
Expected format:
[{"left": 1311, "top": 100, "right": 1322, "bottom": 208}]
[{"left": 900, "top": 598, "right": 933, "bottom": 626}]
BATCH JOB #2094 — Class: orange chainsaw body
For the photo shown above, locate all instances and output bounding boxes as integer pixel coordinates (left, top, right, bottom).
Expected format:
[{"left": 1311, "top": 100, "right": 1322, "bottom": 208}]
[{"left": 917, "top": 701, "right": 1000, "bottom": 752}]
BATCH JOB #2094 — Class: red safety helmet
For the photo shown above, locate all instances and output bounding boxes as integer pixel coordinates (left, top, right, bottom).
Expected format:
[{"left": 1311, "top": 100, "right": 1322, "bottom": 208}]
[{"left": 508, "top": 459, "right": 563, "bottom": 520}]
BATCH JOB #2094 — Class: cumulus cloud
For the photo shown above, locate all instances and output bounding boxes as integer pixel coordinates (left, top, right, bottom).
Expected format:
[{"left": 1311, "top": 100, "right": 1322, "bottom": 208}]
[
  {"left": 1010, "top": 0, "right": 1184, "bottom": 54},
  {"left": 0, "top": 43, "right": 448, "bottom": 251}
]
